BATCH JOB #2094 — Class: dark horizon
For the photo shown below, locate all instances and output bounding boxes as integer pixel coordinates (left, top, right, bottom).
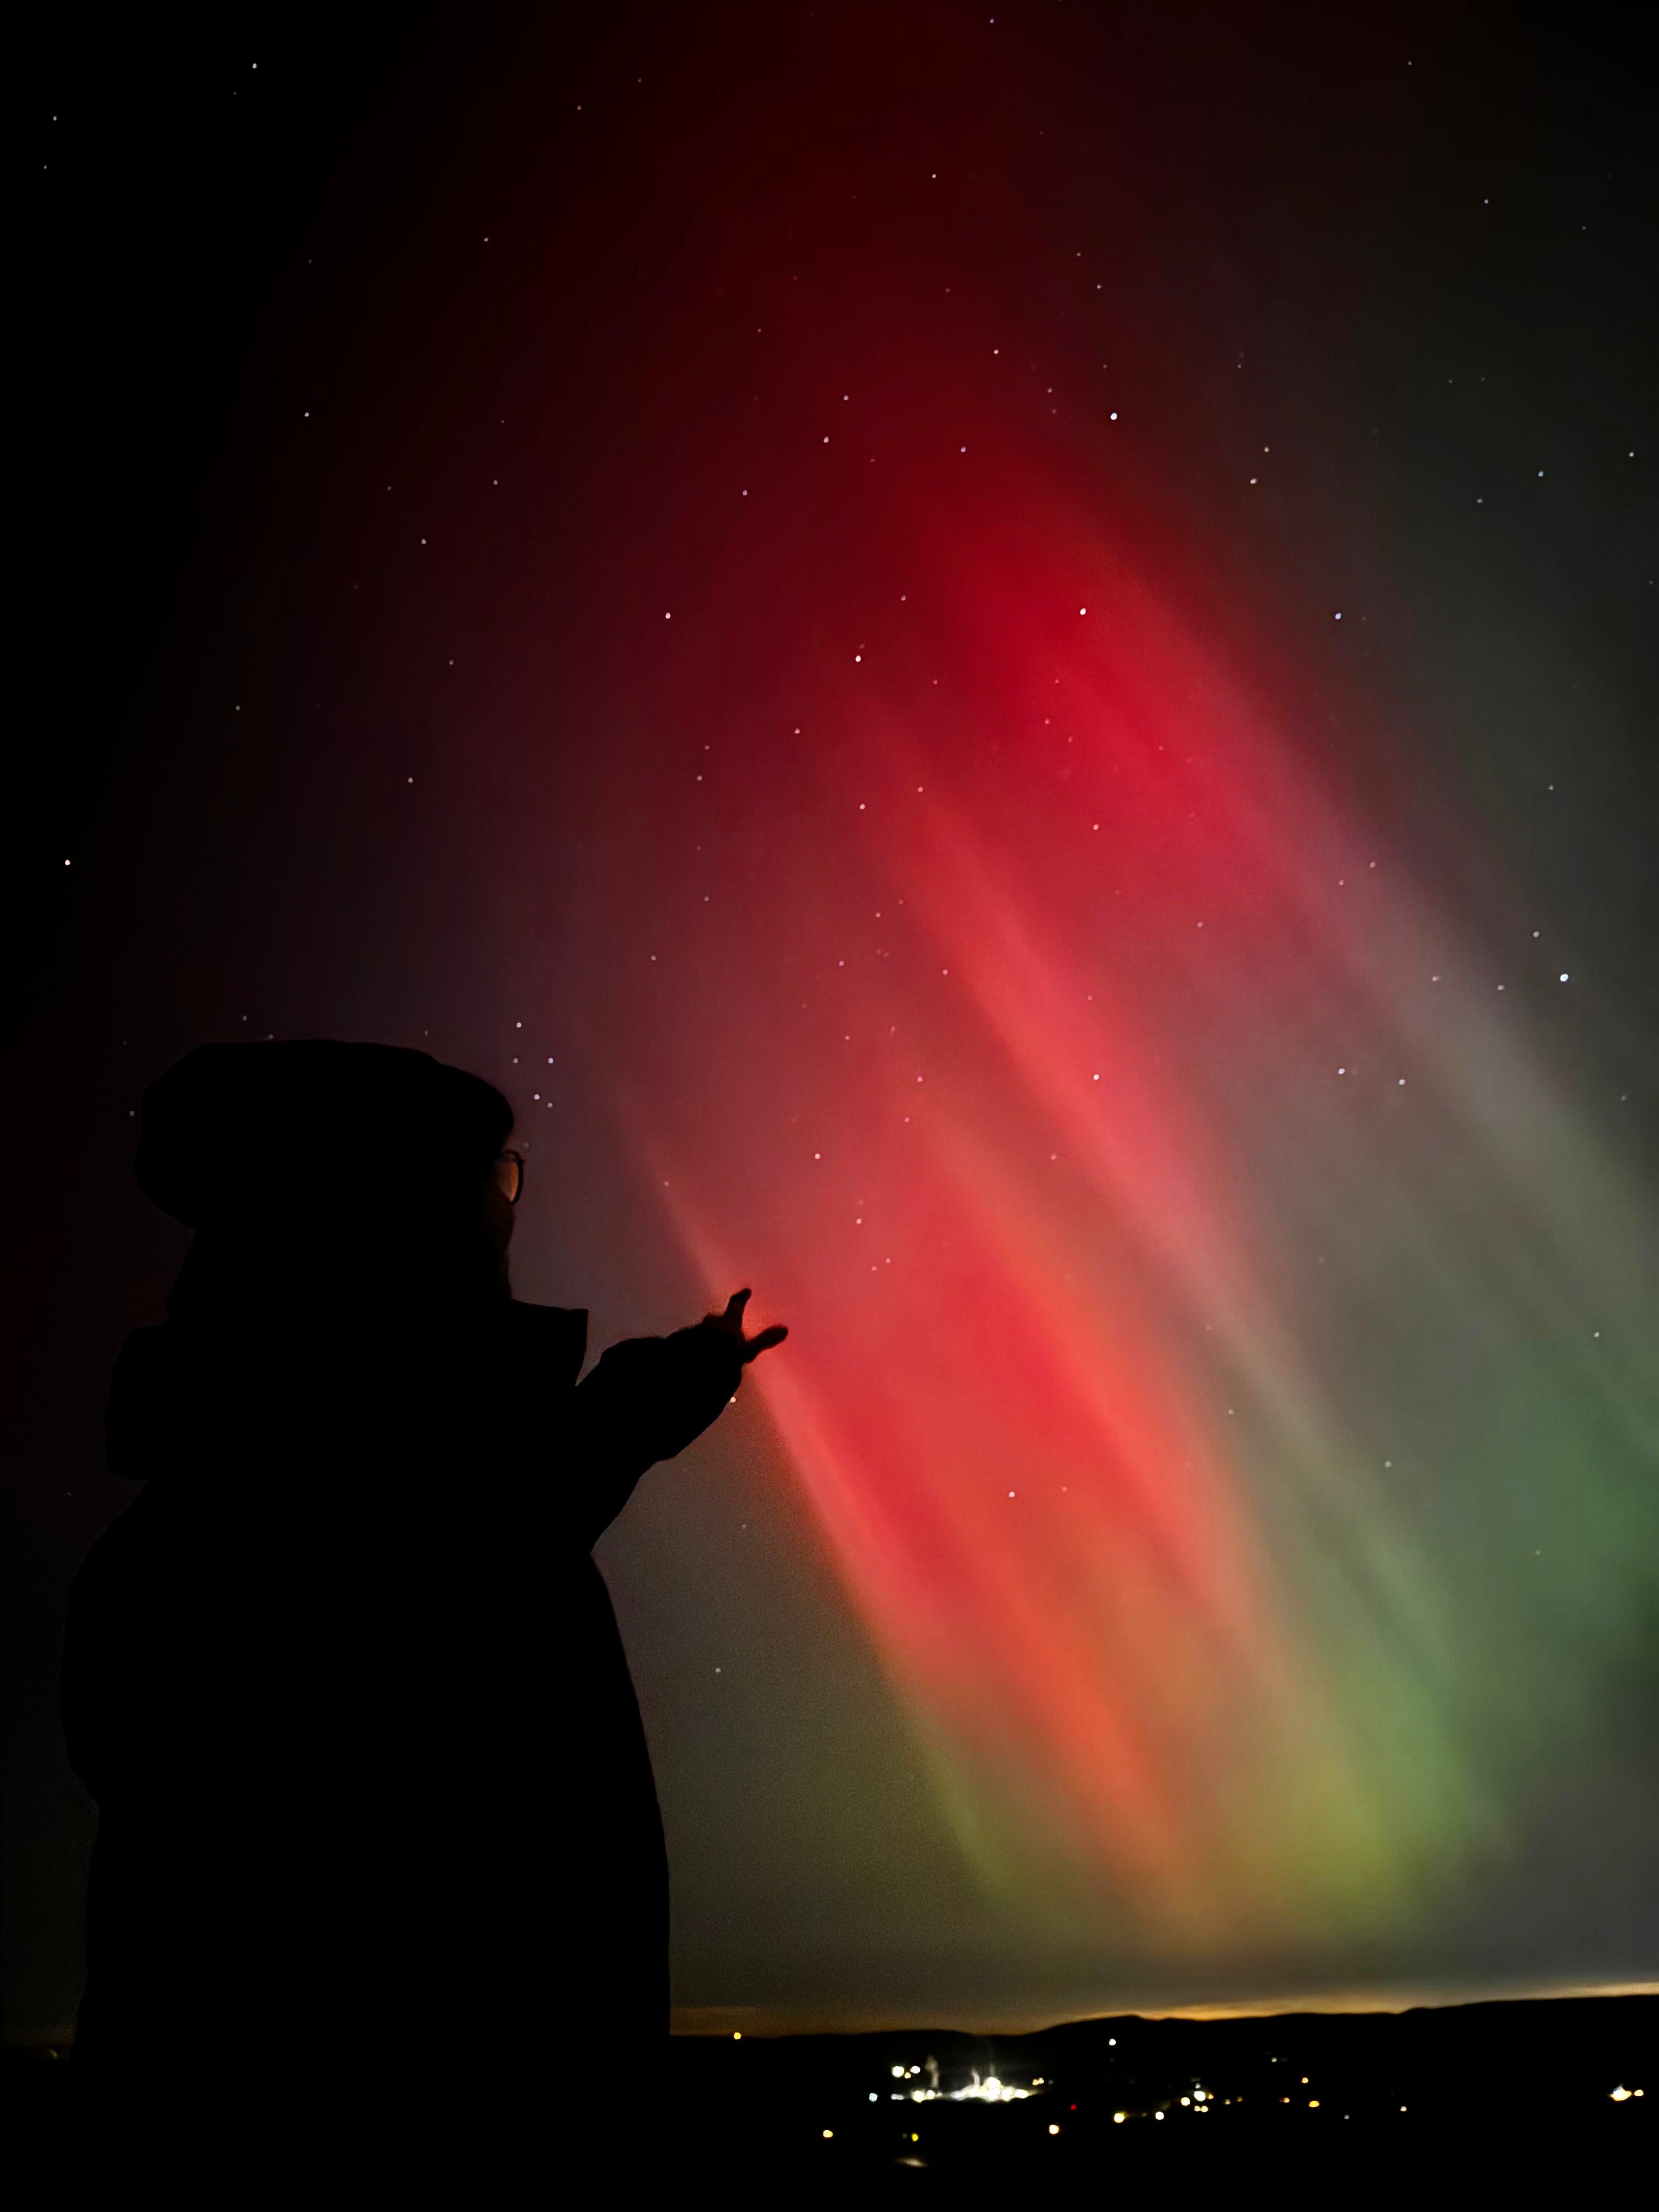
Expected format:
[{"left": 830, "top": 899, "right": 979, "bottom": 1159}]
[{"left": 11, "top": 1993, "right": 1654, "bottom": 2175}]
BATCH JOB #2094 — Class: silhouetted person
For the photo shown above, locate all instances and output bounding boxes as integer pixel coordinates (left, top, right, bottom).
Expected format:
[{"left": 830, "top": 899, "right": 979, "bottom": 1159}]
[{"left": 60, "top": 1039, "right": 786, "bottom": 2124}]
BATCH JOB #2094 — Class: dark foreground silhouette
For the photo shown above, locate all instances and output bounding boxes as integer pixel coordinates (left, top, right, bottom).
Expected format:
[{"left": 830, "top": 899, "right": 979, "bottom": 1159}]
[{"left": 59, "top": 1039, "right": 785, "bottom": 2117}]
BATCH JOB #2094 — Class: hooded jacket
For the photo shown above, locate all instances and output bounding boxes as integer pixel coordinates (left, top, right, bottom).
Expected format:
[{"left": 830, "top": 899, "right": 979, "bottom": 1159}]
[{"left": 60, "top": 1288, "right": 744, "bottom": 2073}]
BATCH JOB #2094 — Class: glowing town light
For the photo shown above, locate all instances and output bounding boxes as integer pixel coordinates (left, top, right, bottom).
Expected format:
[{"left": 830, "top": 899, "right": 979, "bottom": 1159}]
[{"left": 943, "top": 2069, "right": 1035, "bottom": 2103}]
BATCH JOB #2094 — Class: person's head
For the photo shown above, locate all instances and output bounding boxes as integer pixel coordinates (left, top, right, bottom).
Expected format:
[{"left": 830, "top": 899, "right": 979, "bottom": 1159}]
[{"left": 136, "top": 1039, "right": 523, "bottom": 1321}]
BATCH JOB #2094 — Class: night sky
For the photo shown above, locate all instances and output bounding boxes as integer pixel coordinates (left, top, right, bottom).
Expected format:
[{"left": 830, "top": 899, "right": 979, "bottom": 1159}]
[{"left": 7, "top": 1, "right": 1657, "bottom": 2044}]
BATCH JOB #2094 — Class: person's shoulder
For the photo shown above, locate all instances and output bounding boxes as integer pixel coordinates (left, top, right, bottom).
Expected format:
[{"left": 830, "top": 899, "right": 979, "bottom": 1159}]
[
  {"left": 503, "top": 1300, "right": 589, "bottom": 1385},
  {"left": 504, "top": 1299, "right": 588, "bottom": 1332},
  {"left": 105, "top": 1324, "right": 187, "bottom": 1481}
]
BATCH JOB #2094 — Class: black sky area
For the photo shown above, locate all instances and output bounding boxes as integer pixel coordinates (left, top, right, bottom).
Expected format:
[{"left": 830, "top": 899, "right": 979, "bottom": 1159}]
[
  {"left": 5, "top": 1, "right": 1656, "bottom": 2045},
  {"left": 15, "top": 1, "right": 1657, "bottom": 1074}
]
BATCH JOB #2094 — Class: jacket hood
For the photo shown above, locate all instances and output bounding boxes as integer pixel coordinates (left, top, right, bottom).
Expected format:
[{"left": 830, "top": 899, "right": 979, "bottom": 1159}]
[{"left": 135, "top": 1038, "right": 516, "bottom": 1232}]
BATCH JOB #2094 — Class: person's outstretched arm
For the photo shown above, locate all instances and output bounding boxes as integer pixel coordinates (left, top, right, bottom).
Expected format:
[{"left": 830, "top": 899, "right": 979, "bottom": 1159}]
[{"left": 566, "top": 1288, "right": 787, "bottom": 1551}]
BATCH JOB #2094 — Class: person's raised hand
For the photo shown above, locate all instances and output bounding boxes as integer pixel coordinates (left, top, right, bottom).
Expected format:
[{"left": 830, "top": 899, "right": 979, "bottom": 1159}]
[{"left": 699, "top": 1288, "right": 788, "bottom": 1365}]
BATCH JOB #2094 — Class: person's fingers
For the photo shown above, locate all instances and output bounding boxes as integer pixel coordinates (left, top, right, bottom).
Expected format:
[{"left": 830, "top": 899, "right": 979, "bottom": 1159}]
[
  {"left": 727, "top": 1288, "right": 752, "bottom": 1314},
  {"left": 742, "top": 1324, "right": 788, "bottom": 1361}
]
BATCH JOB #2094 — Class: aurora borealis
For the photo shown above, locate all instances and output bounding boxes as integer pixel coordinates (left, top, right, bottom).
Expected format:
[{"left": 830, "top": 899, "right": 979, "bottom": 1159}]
[{"left": 8, "top": 1, "right": 1656, "bottom": 2042}]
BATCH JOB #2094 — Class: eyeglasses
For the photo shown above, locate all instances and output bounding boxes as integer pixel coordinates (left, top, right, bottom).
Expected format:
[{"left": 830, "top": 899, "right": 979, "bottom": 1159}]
[{"left": 493, "top": 1150, "right": 525, "bottom": 1205}]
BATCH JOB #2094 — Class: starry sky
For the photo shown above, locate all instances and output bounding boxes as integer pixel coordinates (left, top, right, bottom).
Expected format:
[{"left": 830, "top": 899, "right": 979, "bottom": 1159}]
[{"left": 6, "top": 0, "right": 1657, "bottom": 2042}]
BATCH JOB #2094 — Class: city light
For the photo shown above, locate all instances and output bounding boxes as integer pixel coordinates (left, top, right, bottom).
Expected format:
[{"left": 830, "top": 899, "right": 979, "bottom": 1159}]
[
  {"left": 888, "top": 2067, "right": 1036, "bottom": 2105},
  {"left": 952, "top": 2072, "right": 1031, "bottom": 2103}
]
